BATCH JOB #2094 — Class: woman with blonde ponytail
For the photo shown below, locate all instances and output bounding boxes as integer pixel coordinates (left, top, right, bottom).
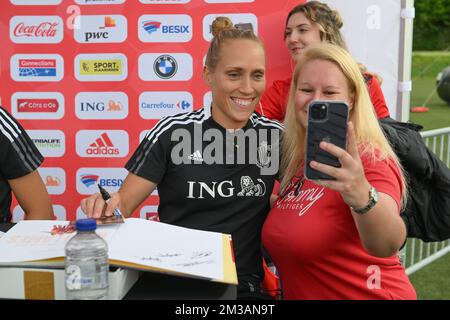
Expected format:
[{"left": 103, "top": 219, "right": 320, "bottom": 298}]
[
  {"left": 259, "top": 1, "right": 390, "bottom": 122},
  {"left": 81, "top": 17, "right": 282, "bottom": 300},
  {"left": 262, "top": 43, "right": 416, "bottom": 300}
]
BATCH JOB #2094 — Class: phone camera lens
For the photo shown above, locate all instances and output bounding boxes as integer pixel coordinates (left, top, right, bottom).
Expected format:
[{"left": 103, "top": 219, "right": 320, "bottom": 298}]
[{"left": 310, "top": 104, "right": 328, "bottom": 120}]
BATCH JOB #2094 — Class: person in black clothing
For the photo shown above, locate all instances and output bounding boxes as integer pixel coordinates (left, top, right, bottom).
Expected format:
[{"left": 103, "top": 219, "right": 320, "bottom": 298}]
[
  {"left": 0, "top": 106, "right": 53, "bottom": 222},
  {"left": 81, "top": 17, "right": 282, "bottom": 299}
]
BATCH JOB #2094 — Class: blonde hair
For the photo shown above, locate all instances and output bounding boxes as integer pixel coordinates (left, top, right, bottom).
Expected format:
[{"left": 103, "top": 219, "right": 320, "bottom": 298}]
[
  {"left": 205, "top": 16, "right": 264, "bottom": 72},
  {"left": 281, "top": 43, "right": 407, "bottom": 206},
  {"left": 285, "top": 1, "right": 347, "bottom": 50}
]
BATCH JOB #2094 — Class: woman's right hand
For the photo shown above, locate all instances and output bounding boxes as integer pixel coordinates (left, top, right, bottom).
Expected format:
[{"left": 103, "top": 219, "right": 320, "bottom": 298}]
[{"left": 80, "top": 192, "right": 121, "bottom": 219}]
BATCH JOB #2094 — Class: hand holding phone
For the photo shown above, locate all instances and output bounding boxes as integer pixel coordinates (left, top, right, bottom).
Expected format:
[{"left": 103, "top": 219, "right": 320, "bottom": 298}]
[{"left": 304, "top": 100, "right": 349, "bottom": 180}]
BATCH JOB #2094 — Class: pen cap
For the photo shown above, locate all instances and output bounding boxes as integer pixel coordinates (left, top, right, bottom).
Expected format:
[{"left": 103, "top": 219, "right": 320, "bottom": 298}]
[{"left": 98, "top": 185, "right": 110, "bottom": 200}]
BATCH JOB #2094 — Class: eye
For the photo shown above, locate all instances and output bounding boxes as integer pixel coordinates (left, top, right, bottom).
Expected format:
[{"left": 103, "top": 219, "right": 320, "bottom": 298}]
[
  {"left": 253, "top": 72, "right": 265, "bottom": 81},
  {"left": 324, "top": 91, "right": 337, "bottom": 96},
  {"left": 299, "top": 88, "right": 312, "bottom": 93},
  {"left": 227, "top": 72, "right": 239, "bottom": 79},
  {"left": 284, "top": 30, "right": 292, "bottom": 38},
  {"left": 298, "top": 28, "right": 309, "bottom": 33}
]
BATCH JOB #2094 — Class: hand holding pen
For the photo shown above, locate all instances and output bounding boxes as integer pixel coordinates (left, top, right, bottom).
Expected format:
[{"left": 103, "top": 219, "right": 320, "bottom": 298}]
[{"left": 98, "top": 184, "right": 124, "bottom": 219}]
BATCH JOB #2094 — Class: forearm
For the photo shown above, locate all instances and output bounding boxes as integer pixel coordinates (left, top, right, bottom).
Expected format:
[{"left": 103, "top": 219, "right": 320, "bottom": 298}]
[
  {"left": 117, "top": 172, "right": 157, "bottom": 218},
  {"left": 352, "top": 194, "right": 406, "bottom": 257}
]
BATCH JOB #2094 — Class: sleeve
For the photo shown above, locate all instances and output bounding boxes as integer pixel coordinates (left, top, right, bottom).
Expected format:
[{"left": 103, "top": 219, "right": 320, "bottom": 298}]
[
  {"left": 366, "top": 74, "right": 391, "bottom": 119},
  {"left": 362, "top": 155, "right": 403, "bottom": 212},
  {"left": 259, "top": 80, "right": 289, "bottom": 121},
  {"left": 125, "top": 122, "right": 172, "bottom": 185},
  {"left": 0, "top": 107, "right": 43, "bottom": 180}
]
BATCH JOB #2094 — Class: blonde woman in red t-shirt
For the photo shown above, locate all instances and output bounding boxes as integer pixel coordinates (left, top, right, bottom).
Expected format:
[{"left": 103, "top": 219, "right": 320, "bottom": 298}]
[
  {"left": 259, "top": 1, "right": 390, "bottom": 121},
  {"left": 262, "top": 43, "right": 416, "bottom": 299}
]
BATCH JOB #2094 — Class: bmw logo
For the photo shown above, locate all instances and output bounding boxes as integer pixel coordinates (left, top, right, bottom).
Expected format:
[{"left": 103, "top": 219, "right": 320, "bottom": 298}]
[{"left": 153, "top": 55, "right": 178, "bottom": 79}]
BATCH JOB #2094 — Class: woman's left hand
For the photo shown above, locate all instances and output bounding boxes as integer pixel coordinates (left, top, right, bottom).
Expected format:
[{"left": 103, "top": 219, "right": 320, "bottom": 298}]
[{"left": 309, "top": 121, "right": 371, "bottom": 209}]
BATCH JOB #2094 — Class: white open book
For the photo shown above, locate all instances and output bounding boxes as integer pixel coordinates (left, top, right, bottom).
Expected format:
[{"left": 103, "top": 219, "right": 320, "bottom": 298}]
[{"left": 0, "top": 218, "right": 237, "bottom": 285}]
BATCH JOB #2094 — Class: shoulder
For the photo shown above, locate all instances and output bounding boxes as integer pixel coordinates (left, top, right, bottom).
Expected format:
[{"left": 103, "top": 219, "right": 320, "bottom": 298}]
[
  {"left": 250, "top": 113, "right": 284, "bottom": 131},
  {"left": 142, "top": 108, "right": 208, "bottom": 143},
  {"left": 0, "top": 106, "right": 23, "bottom": 143}
]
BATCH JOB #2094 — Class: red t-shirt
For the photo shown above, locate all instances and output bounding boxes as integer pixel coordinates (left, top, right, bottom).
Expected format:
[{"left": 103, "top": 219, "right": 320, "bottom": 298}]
[
  {"left": 262, "top": 154, "right": 416, "bottom": 300},
  {"left": 258, "top": 74, "right": 390, "bottom": 121}
]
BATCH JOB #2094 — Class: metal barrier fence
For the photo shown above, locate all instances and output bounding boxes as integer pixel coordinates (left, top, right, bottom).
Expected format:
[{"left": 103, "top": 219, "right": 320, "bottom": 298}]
[{"left": 402, "top": 126, "right": 450, "bottom": 275}]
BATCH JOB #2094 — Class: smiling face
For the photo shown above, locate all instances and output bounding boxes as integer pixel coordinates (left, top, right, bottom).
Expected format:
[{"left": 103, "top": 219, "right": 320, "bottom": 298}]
[
  {"left": 284, "top": 12, "right": 322, "bottom": 65},
  {"left": 295, "top": 58, "right": 354, "bottom": 128},
  {"left": 204, "top": 39, "right": 266, "bottom": 129}
]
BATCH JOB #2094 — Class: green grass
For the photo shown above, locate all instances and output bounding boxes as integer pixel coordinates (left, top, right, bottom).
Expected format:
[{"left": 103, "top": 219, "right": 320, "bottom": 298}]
[{"left": 405, "top": 51, "right": 450, "bottom": 300}]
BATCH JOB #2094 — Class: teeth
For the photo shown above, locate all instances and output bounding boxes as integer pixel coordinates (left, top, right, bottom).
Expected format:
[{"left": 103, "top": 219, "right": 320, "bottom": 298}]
[{"left": 232, "top": 98, "right": 252, "bottom": 106}]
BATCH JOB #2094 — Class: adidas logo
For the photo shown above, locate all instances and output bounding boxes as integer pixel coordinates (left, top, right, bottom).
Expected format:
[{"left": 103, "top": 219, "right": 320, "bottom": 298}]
[
  {"left": 86, "top": 132, "right": 119, "bottom": 155},
  {"left": 188, "top": 150, "right": 203, "bottom": 162}
]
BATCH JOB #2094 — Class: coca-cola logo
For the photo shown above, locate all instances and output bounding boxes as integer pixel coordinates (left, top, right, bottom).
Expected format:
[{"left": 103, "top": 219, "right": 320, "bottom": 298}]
[{"left": 13, "top": 22, "right": 59, "bottom": 37}]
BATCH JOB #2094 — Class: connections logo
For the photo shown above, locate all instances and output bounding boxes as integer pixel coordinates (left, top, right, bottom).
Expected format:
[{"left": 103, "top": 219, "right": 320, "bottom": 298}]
[{"left": 11, "top": 54, "right": 64, "bottom": 82}]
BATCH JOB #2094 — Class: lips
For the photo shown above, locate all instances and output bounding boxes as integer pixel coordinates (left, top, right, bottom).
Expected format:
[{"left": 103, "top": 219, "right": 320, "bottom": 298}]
[{"left": 231, "top": 97, "right": 254, "bottom": 108}]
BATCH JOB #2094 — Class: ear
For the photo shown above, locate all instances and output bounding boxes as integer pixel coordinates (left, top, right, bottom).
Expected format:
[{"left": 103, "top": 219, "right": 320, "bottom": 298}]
[
  {"left": 203, "top": 66, "right": 212, "bottom": 87},
  {"left": 349, "top": 92, "right": 355, "bottom": 110}
]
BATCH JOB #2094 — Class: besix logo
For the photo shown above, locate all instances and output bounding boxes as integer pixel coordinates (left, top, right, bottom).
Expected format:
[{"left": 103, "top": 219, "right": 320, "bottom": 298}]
[
  {"left": 10, "top": 16, "right": 63, "bottom": 43},
  {"left": 76, "top": 130, "right": 129, "bottom": 158},
  {"left": 76, "top": 168, "right": 128, "bottom": 195},
  {"left": 138, "top": 15, "right": 192, "bottom": 43}
]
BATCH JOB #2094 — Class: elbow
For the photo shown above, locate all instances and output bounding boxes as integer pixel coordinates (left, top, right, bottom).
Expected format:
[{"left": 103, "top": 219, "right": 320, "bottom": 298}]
[{"left": 363, "top": 242, "right": 398, "bottom": 258}]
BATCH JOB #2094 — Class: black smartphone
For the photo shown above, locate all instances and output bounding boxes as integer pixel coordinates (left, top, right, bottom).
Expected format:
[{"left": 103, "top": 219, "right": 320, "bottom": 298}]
[{"left": 304, "top": 100, "right": 349, "bottom": 180}]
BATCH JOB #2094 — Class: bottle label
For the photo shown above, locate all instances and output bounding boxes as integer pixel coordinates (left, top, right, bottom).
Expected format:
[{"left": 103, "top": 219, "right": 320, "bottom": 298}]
[{"left": 65, "top": 265, "right": 82, "bottom": 290}]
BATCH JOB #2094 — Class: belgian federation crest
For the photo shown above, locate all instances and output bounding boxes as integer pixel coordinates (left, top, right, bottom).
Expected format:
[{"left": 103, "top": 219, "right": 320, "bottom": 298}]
[{"left": 153, "top": 54, "right": 178, "bottom": 79}]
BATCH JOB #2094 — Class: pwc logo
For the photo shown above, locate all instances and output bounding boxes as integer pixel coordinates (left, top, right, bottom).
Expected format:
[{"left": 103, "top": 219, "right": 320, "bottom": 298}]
[
  {"left": 76, "top": 168, "right": 128, "bottom": 195},
  {"left": 28, "top": 130, "right": 65, "bottom": 157},
  {"left": 203, "top": 13, "right": 258, "bottom": 41},
  {"left": 139, "top": 91, "right": 193, "bottom": 119},
  {"left": 11, "top": 92, "right": 64, "bottom": 119},
  {"left": 75, "top": 53, "right": 127, "bottom": 81},
  {"left": 10, "top": 16, "right": 63, "bottom": 44},
  {"left": 138, "top": 53, "right": 192, "bottom": 81},
  {"left": 11, "top": 54, "right": 64, "bottom": 82},
  {"left": 38, "top": 167, "right": 66, "bottom": 195},
  {"left": 74, "top": 15, "right": 127, "bottom": 43},
  {"left": 75, "top": 92, "right": 128, "bottom": 120},
  {"left": 76, "top": 130, "right": 129, "bottom": 158},
  {"left": 138, "top": 15, "right": 192, "bottom": 43}
]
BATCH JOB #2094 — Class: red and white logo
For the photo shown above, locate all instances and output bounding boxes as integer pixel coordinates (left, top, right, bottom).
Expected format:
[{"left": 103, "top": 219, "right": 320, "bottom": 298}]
[
  {"left": 10, "top": 16, "right": 63, "bottom": 43},
  {"left": 140, "top": 205, "right": 159, "bottom": 221},
  {"left": 76, "top": 130, "right": 129, "bottom": 158},
  {"left": 38, "top": 167, "right": 66, "bottom": 195},
  {"left": 11, "top": 92, "right": 64, "bottom": 119}
]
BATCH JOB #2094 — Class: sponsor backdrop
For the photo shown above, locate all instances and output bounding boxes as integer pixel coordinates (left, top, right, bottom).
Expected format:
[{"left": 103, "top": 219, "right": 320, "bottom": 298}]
[{"left": 0, "top": 0, "right": 405, "bottom": 221}]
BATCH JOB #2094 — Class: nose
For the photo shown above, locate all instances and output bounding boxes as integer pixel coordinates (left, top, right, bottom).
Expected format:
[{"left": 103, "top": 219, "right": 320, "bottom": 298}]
[
  {"left": 239, "top": 76, "right": 253, "bottom": 95},
  {"left": 286, "top": 30, "right": 298, "bottom": 45}
]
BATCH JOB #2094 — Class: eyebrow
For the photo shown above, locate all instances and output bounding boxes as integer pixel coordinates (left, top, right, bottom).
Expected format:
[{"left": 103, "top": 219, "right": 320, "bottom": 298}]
[{"left": 286, "top": 23, "right": 310, "bottom": 30}]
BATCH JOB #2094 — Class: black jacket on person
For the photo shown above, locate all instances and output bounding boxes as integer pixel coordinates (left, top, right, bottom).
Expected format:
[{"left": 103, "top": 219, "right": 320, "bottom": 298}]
[{"left": 380, "top": 117, "right": 450, "bottom": 242}]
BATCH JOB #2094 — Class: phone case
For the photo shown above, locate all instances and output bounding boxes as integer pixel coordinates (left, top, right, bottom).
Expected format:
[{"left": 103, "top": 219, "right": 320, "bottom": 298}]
[{"left": 304, "top": 101, "right": 349, "bottom": 180}]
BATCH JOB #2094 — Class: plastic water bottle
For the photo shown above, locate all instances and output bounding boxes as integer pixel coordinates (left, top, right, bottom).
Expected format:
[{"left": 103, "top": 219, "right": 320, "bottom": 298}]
[{"left": 65, "top": 219, "right": 109, "bottom": 300}]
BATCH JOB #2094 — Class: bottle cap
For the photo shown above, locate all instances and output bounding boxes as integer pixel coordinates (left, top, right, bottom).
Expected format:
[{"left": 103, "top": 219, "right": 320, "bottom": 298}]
[{"left": 75, "top": 218, "right": 97, "bottom": 231}]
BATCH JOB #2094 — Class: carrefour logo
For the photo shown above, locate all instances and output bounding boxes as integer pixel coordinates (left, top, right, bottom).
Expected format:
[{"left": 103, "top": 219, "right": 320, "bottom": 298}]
[
  {"left": 139, "top": 53, "right": 192, "bottom": 81},
  {"left": 76, "top": 168, "right": 128, "bottom": 195},
  {"left": 138, "top": 15, "right": 192, "bottom": 43},
  {"left": 139, "top": 91, "right": 193, "bottom": 119}
]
